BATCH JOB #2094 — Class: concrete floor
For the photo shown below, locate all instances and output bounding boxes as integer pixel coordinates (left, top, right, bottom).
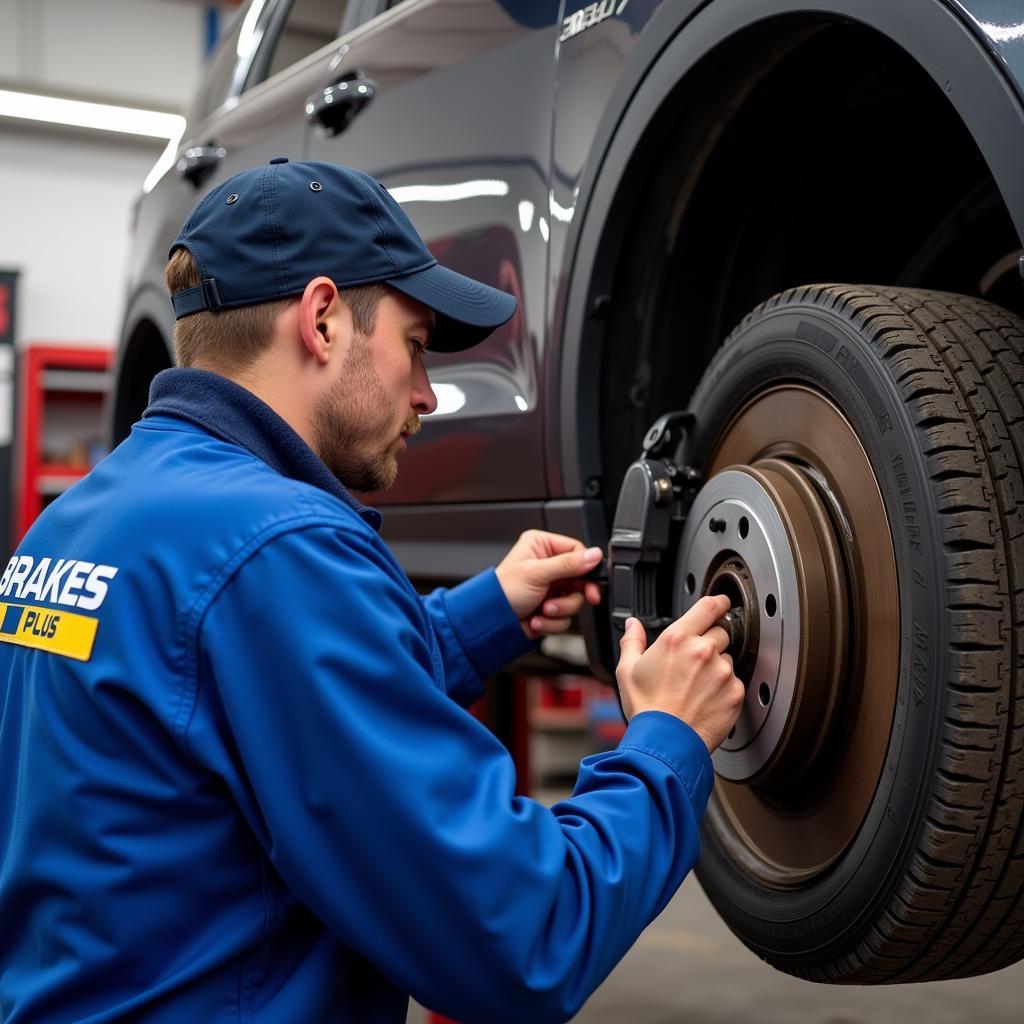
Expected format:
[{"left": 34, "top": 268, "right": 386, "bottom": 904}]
[
  {"left": 410, "top": 784, "right": 1024, "bottom": 1024},
  {"left": 566, "top": 874, "right": 1024, "bottom": 1023}
]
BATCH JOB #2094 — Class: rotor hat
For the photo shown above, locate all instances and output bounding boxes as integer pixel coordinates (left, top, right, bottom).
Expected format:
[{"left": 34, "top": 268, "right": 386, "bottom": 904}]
[{"left": 168, "top": 157, "right": 516, "bottom": 352}]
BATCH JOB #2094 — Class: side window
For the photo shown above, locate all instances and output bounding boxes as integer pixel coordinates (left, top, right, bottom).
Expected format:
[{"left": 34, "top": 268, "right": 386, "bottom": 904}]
[
  {"left": 263, "top": 0, "right": 346, "bottom": 82},
  {"left": 189, "top": 0, "right": 278, "bottom": 123}
]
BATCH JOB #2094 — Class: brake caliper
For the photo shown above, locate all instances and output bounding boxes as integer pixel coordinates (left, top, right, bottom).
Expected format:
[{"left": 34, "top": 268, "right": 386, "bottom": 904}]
[{"left": 607, "top": 411, "right": 701, "bottom": 650}]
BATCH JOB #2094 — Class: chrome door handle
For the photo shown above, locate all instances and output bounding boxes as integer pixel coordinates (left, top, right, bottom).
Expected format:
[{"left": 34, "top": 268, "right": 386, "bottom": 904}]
[
  {"left": 176, "top": 145, "right": 226, "bottom": 187},
  {"left": 304, "top": 74, "right": 377, "bottom": 136}
]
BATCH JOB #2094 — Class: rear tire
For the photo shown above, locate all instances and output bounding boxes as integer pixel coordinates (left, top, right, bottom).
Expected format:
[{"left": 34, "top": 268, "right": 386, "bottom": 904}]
[{"left": 687, "top": 285, "right": 1024, "bottom": 982}]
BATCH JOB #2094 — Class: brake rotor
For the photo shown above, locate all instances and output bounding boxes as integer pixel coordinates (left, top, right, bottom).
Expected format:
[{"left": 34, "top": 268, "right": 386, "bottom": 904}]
[
  {"left": 675, "top": 459, "right": 847, "bottom": 784},
  {"left": 679, "top": 384, "right": 899, "bottom": 886}
]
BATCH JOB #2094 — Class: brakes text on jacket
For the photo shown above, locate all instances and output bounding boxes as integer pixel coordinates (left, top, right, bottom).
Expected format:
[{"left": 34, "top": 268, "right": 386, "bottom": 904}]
[{"left": 0, "top": 556, "right": 119, "bottom": 611}]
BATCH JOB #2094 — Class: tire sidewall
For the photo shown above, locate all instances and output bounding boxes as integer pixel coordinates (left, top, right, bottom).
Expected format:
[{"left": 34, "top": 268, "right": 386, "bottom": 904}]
[{"left": 690, "top": 302, "right": 948, "bottom": 964}]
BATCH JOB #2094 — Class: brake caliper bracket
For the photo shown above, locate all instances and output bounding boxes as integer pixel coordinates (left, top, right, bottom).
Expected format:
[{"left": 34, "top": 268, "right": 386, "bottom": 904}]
[{"left": 608, "top": 411, "right": 700, "bottom": 650}]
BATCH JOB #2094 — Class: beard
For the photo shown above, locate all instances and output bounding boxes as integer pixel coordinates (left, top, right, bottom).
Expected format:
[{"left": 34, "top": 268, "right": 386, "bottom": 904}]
[{"left": 311, "top": 331, "right": 420, "bottom": 493}]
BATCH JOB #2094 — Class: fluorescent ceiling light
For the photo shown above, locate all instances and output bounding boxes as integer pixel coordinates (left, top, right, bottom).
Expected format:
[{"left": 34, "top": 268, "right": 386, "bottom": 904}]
[
  {"left": 0, "top": 88, "right": 185, "bottom": 140},
  {"left": 143, "top": 131, "right": 185, "bottom": 194},
  {"left": 388, "top": 180, "right": 509, "bottom": 204}
]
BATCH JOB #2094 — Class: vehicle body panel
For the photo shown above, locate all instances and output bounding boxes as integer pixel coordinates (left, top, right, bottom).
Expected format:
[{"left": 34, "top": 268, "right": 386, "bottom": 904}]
[
  {"left": 948, "top": 0, "right": 1024, "bottom": 85},
  {"left": 307, "top": 0, "right": 559, "bottom": 505}
]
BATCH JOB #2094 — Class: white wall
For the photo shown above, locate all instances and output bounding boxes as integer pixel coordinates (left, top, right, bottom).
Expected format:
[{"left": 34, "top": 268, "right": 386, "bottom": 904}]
[
  {"left": 0, "top": 0, "right": 214, "bottom": 110},
  {"left": 0, "top": 0, "right": 229, "bottom": 348},
  {"left": 0, "top": 126, "right": 162, "bottom": 347}
]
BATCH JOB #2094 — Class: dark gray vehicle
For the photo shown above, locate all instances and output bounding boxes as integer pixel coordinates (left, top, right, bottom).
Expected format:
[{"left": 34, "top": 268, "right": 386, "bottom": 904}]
[{"left": 113, "top": 0, "right": 1024, "bottom": 988}]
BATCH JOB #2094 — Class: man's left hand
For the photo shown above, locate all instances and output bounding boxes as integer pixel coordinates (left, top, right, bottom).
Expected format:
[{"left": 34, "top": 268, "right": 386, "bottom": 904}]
[{"left": 495, "top": 530, "right": 604, "bottom": 639}]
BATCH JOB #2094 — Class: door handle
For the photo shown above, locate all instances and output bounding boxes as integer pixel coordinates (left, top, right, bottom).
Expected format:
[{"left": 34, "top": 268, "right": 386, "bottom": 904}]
[
  {"left": 177, "top": 145, "right": 227, "bottom": 187},
  {"left": 304, "top": 73, "right": 377, "bottom": 136}
]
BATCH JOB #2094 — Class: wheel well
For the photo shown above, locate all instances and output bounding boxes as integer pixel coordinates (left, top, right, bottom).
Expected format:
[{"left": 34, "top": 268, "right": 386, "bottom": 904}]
[
  {"left": 597, "top": 14, "right": 1021, "bottom": 518},
  {"left": 111, "top": 320, "right": 173, "bottom": 445}
]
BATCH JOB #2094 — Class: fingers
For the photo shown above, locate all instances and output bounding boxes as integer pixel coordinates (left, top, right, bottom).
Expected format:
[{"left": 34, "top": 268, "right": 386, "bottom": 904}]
[
  {"left": 528, "top": 590, "right": 588, "bottom": 635},
  {"left": 676, "top": 594, "right": 731, "bottom": 637},
  {"left": 616, "top": 616, "right": 647, "bottom": 675},
  {"left": 538, "top": 531, "right": 591, "bottom": 555},
  {"left": 541, "top": 592, "right": 585, "bottom": 619},
  {"left": 548, "top": 578, "right": 604, "bottom": 605},
  {"left": 528, "top": 614, "right": 573, "bottom": 635},
  {"left": 707, "top": 625, "right": 731, "bottom": 655},
  {"left": 531, "top": 545, "right": 603, "bottom": 585},
  {"left": 521, "top": 530, "right": 590, "bottom": 558}
]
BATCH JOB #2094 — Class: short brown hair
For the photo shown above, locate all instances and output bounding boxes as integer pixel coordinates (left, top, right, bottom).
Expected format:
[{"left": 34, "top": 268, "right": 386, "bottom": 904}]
[{"left": 164, "top": 248, "right": 388, "bottom": 371}]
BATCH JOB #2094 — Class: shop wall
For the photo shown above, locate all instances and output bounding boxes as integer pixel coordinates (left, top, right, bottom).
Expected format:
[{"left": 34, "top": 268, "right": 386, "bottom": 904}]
[
  {"left": 0, "top": 128, "right": 161, "bottom": 348},
  {"left": 0, "top": 0, "right": 226, "bottom": 348}
]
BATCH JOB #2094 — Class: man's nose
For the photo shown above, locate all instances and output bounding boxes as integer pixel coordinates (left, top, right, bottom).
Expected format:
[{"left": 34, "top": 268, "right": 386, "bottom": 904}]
[{"left": 412, "top": 366, "right": 437, "bottom": 415}]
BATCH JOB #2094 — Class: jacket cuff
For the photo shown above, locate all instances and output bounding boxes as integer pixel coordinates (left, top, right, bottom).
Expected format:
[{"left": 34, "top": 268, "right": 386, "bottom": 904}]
[
  {"left": 441, "top": 569, "right": 535, "bottom": 682},
  {"left": 618, "top": 711, "right": 714, "bottom": 817}
]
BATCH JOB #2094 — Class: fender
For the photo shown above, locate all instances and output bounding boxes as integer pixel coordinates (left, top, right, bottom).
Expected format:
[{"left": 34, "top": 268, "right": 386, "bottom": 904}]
[
  {"left": 550, "top": 0, "right": 1024, "bottom": 499},
  {"left": 108, "top": 277, "right": 175, "bottom": 445}
]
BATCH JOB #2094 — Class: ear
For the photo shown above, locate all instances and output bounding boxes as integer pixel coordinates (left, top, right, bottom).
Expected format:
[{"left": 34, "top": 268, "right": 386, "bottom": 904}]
[{"left": 298, "top": 277, "right": 344, "bottom": 365}]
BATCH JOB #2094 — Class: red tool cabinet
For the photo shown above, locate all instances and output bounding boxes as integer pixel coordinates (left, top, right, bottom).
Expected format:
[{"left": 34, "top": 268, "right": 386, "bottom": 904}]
[{"left": 15, "top": 344, "right": 111, "bottom": 541}]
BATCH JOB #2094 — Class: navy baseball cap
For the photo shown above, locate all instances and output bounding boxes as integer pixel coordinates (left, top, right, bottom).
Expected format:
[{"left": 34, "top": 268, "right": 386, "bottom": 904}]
[{"left": 168, "top": 158, "right": 516, "bottom": 352}]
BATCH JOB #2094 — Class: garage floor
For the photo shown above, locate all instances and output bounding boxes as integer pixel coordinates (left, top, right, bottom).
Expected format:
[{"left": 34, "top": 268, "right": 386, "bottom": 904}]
[
  {"left": 410, "top": 787, "right": 1024, "bottom": 1024},
  {"left": 562, "top": 874, "right": 1024, "bottom": 1023}
]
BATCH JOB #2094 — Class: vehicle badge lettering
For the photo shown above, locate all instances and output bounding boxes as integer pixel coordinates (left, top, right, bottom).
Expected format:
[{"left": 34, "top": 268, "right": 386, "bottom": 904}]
[{"left": 560, "top": 0, "right": 629, "bottom": 43}]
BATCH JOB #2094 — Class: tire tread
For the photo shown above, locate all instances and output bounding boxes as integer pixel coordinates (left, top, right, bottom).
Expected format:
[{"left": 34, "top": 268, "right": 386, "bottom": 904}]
[{"left": 730, "top": 285, "right": 1024, "bottom": 983}]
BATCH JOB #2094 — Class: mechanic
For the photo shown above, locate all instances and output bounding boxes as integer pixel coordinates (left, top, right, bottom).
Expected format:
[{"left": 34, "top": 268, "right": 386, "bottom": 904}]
[{"left": 0, "top": 159, "right": 744, "bottom": 1023}]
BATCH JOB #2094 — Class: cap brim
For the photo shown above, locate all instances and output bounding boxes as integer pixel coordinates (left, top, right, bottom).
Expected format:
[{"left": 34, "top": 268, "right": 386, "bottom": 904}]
[{"left": 385, "top": 263, "right": 517, "bottom": 353}]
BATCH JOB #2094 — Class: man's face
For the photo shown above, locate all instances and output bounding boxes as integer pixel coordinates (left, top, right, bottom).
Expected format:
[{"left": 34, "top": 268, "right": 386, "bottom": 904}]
[{"left": 312, "top": 289, "right": 437, "bottom": 492}]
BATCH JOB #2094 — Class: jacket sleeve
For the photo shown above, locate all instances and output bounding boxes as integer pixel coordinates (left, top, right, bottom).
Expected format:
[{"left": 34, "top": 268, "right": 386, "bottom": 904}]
[
  {"left": 191, "top": 523, "right": 714, "bottom": 1024},
  {"left": 421, "top": 569, "right": 535, "bottom": 707}
]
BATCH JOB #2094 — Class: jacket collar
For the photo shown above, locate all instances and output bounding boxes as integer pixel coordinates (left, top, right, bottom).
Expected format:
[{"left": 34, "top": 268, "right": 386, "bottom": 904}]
[{"left": 143, "top": 367, "right": 383, "bottom": 531}]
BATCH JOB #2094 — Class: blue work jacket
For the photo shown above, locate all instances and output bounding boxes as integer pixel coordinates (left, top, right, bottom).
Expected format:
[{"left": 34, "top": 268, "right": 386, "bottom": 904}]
[{"left": 0, "top": 368, "right": 713, "bottom": 1023}]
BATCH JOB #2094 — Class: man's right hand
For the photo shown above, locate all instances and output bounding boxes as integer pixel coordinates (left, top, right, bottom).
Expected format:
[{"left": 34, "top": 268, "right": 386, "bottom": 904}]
[{"left": 615, "top": 594, "right": 745, "bottom": 753}]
